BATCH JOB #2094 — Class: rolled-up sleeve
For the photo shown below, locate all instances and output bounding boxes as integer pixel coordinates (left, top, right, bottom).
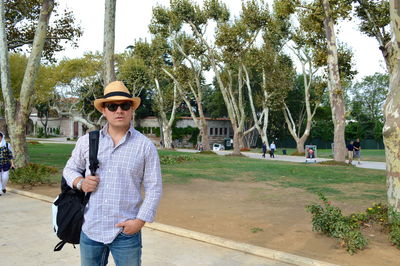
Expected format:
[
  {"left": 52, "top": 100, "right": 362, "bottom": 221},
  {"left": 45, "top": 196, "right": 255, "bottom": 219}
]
[
  {"left": 63, "top": 135, "right": 87, "bottom": 188},
  {"left": 136, "top": 142, "right": 162, "bottom": 222}
]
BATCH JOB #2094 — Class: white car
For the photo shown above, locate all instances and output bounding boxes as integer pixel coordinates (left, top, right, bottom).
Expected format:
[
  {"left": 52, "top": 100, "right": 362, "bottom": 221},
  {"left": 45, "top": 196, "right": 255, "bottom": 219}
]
[{"left": 213, "top": 143, "right": 225, "bottom": 151}]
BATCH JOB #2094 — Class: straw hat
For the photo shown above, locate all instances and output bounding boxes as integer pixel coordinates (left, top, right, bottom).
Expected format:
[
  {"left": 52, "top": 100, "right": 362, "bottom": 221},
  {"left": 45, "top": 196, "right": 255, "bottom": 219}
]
[{"left": 94, "top": 81, "right": 141, "bottom": 112}]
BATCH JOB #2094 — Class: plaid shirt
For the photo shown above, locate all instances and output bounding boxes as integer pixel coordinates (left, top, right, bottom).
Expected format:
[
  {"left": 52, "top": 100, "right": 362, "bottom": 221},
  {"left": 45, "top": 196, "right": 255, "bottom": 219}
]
[{"left": 63, "top": 124, "right": 162, "bottom": 244}]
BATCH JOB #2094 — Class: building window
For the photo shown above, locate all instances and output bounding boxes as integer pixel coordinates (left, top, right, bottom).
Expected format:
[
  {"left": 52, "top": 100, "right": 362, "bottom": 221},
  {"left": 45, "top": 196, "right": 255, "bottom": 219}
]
[
  {"left": 224, "top": 128, "right": 228, "bottom": 135},
  {"left": 220, "top": 128, "right": 223, "bottom": 135},
  {"left": 210, "top": 128, "right": 213, "bottom": 135}
]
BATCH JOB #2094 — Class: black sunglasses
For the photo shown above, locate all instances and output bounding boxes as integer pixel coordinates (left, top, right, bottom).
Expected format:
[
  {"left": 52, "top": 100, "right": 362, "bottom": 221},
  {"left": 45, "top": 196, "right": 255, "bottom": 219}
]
[{"left": 104, "top": 102, "right": 132, "bottom": 112}]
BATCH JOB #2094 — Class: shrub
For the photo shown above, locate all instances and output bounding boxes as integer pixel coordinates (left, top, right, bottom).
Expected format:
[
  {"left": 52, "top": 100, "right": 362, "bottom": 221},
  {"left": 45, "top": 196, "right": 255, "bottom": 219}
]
[
  {"left": 198, "top": 151, "right": 217, "bottom": 155},
  {"left": 308, "top": 195, "right": 400, "bottom": 253},
  {"left": 389, "top": 207, "right": 400, "bottom": 248},
  {"left": 37, "top": 127, "right": 45, "bottom": 138},
  {"left": 318, "top": 160, "right": 353, "bottom": 167},
  {"left": 10, "top": 163, "right": 58, "bottom": 188},
  {"left": 160, "top": 155, "right": 197, "bottom": 165},
  {"left": 291, "top": 151, "right": 305, "bottom": 156},
  {"left": 307, "top": 193, "right": 368, "bottom": 254}
]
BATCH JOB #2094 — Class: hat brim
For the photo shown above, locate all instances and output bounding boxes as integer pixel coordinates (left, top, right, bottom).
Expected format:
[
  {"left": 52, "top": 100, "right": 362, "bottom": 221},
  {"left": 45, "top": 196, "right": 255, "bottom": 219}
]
[{"left": 94, "top": 96, "right": 141, "bottom": 112}]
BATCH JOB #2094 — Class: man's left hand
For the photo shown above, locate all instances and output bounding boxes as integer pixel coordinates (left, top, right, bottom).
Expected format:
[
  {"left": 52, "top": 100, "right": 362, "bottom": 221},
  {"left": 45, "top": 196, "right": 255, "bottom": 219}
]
[{"left": 115, "top": 219, "right": 145, "bottom": 235}]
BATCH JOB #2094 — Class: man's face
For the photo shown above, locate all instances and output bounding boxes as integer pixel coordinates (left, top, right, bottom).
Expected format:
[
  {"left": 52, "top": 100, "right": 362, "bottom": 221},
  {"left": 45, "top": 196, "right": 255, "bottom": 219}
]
[{"left": 102, "top": 100, "right": 133, "bottom": 129}]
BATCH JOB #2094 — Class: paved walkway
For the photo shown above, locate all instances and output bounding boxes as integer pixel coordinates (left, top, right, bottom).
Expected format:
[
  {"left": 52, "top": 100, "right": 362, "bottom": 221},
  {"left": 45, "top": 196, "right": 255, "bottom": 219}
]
[
  {"left": 0, "top": 192, "right": 314, "bottom": 266},
  {"left": 177, "top": 149, "right": 386, "bottom": 171}
]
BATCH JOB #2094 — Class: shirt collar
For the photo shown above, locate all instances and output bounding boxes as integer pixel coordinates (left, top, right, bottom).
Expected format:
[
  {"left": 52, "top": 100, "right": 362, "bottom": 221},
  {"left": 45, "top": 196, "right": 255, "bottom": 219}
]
[{"left": 100, "top": 123, "right": 135, "bottom": 139}]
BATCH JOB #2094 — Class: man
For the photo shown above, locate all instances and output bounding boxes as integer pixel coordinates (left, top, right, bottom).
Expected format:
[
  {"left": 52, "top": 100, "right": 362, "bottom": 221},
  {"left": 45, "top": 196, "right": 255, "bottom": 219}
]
[
  {"left": 269, "top": 141, "right": 276, "bottom": 158},
  {"left": 353, "top": 138, "right": 361, "bottom": 165},
  {"left": 63, "top": 81, "right": 162, "bottom": 266},
  {"left": 347, "top": 140, "right": 354, "bottom": 165}
]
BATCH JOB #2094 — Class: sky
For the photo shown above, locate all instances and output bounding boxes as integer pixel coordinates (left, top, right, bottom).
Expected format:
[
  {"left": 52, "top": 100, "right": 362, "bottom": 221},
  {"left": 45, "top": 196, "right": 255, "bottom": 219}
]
[{"left": 58, "top": 0, "right": 387, "bottom": 81}]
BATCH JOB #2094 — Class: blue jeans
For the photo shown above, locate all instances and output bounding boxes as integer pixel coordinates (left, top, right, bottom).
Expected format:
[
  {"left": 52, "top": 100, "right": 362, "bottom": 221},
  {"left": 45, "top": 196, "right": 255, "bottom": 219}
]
[{"left": 80, "top": 231, "right": 142, "bottom": 266}]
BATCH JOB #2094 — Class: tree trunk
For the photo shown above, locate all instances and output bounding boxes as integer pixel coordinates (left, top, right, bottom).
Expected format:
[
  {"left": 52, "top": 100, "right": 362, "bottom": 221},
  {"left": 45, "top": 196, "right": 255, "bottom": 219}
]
[
  {"left": 103, "top": 0, "right": 116, "bottom": 86},
  {"left": 162, "top": 125, "right": 173, "bottom": 149},
  {"left": 199, "top": 118, "right": 210, "bottom": 150},
  {"left": 232, "top": 128, "right": 242, "bottom": 155},
  {"left": 0, "top": 0, "right": 54, "bottom": 167},
  {"left": 385, "top": 0, "right": 400, "bottom": 211},
  {"left": 154, "top": 78, "right": 177, "bottom": 150},
  {"left": 322, "top": 0, "right": 346, "bottom": 162}
]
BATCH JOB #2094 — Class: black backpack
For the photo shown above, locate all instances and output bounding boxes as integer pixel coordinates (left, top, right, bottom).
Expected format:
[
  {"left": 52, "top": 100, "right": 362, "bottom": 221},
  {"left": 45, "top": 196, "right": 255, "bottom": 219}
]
[{"left": 52, "top": 130, "right": 100, "bottom": 251}]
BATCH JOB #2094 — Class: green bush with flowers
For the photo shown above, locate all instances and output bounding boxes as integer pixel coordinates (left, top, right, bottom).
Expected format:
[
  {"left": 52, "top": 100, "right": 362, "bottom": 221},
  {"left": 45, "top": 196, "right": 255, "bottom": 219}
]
[{"left": 307, "top": 193, "right": 400, "bottom": 254}]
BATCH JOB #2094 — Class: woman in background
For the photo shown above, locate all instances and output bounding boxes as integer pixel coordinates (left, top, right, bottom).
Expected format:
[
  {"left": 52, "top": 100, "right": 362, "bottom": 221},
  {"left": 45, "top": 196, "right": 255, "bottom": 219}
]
[{"left": 0, "top": 132, "right": 14, "bottom": 196}]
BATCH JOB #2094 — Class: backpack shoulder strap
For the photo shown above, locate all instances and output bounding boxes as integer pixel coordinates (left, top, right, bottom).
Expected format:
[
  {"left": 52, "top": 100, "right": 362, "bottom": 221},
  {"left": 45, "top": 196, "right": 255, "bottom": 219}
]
[
  {"left": 88, "top": 130, "right": 100, "bottom": 176},
  {"left": 83, "top": 130, "right": 100, "bottom": 205}
]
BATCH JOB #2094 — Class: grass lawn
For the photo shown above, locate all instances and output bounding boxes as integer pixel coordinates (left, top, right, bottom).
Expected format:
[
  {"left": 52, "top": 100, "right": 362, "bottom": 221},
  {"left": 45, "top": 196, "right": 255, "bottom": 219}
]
[
  {"left": 250, "top": 147, "right": 386, "bottom": 162},
  {"left": 27, "top": 143, "right": 386, "bottom": 203}
]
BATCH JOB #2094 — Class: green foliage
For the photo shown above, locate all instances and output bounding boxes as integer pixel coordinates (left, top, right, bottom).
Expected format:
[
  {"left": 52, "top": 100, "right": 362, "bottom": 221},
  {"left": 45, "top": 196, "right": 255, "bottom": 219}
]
[
  {"left": 250, "top": 227, "right": 263, "bottom": 233},
  {"left": 36, "top": 127, "right": 45, "bottom": 138},
  {"left": 5, "top": 0, "right": 83, "bottom": 62},
  {"left": 308, "top": 194, "right": 400, "bottom": 254},
  {"left": 160, "top": 154, "right": 197, "bottom": 165},
  {"left": 354, "top": 0, "right": 390, "bottom": 44},
  {"left": 348, "top": 73, "right": 389, "bottom": 140},
  {"left": 307, "top": 193, "right": 368, "bottom": 254},
  {"left": 198, "top": 150, "right": 217, "bottom": 155},
  {"left": 9, "top": 163, "right": 58, "bottom": 187},
  {"left": 172, "top": 126, "right": 199, "bottom": 145},
  {"left": 389, "top": 207, "right": 400, "bottom": 249},
  {"left": 318, "top": 160, "right": 353, "bottom": 166}
]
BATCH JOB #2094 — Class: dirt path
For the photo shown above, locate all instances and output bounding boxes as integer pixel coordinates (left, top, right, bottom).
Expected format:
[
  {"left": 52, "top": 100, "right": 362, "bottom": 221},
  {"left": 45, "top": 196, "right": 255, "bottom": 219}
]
[{"left": 15, "top": 180, "right": 400, "bottom": 266}]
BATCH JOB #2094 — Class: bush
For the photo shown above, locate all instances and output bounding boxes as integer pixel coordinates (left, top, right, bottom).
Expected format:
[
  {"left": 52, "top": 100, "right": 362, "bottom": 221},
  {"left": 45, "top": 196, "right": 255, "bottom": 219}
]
[
  {"left": 291, "top": 151, "right": 305, "bottom": 156},
  {"left": 308, "top": 194, "right": 400, "bottom": 254},
  {"left": 10, "top": 163, "right": 58, "bottom": 188},
  {"left": 37, "top": 127, "right": 45, "bottom": 138},
  {"left": 198, "top": 151, "right": 217, "bottom": 155},
  {"left": 389, "top": 207, "right": 400, "bottom": 248},
  {"left": 307, "top": 193, "right": 368, "bottom": 254},
  {"left": 160, "top": 155, "right": 197, "bottom": 165},
  {"left": 318, "top": 160, "right": 353, "bottom": 167}
]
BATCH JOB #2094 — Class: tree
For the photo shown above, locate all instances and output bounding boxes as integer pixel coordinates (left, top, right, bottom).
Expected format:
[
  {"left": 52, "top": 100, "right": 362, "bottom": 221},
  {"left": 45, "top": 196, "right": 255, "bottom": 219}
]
[
  {"left": 353, "top": 0, "right": 391, "bottom": 72},
  {"left": 132, "top": 38, "right": 179, "bottom": 149},
  {"left": 384, "top": 0, "right": 400, "bottom": 211},
  {"left": 279, "top": 0, "right": 354, "bottom": 161},
  {"left": 170, "top": 0, "right": 276, "bottom": 155},
  {"left": 349, "top": 73, "right": 388, "bottom": 140},
  {"left": 150, "top": 5, "right": 212, "bottom": 150},
  {"left": 50, "top": 54, "right": 105, "bottom": 131},
  {"left": 245, "top": 45, "right": 294, "bottom": 149},
  {"left": 4, "top": 0, "right": 82, "bottom": 62},
  {"left": 0, "top": 0, "right": 55, "bottom": 167}
]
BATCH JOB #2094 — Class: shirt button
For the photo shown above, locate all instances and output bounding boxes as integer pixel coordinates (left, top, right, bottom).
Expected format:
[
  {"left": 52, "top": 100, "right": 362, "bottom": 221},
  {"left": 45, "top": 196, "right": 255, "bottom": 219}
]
[{"left": 104, "top": 199, "right": 108, "bottom": 203}]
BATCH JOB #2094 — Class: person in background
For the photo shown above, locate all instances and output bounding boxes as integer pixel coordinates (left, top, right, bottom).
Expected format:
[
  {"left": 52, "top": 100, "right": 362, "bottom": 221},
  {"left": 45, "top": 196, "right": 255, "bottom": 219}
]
[
  {"left": 353, "top": 138, "right": 361, "bottom": 165},
  {"left": 270, "top": 141, "right": 276, "bottom": 158},
  {"left": 347, "top": 140, "right": 354, "bottom": 165},
  {"left": 262, "top": 142, "right": 267, "bottom": 158},
  {"left": 0, "top": 132, "right": 14, "bottom": 196}
]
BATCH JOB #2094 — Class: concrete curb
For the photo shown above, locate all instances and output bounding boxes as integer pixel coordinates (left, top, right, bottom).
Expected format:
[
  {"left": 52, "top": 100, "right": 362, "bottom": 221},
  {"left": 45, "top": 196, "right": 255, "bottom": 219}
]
[{"left": 9, "top": 188, "right": 338, "bottom": 266}]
